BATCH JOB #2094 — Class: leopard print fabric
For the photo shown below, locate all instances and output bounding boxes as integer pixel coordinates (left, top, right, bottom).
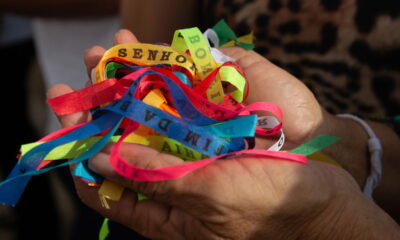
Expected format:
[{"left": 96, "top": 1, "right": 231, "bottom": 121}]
[{"left": 203, "top": 0, "right": 400, "bottom": 120}]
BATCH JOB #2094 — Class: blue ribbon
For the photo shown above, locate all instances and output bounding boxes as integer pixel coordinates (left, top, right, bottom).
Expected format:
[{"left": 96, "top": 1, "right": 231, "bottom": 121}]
[
  {"left": 0, "top": 66, "right": 252, "bottom": 206},
  {"left": 0, "top": 112, "right": 122, "bottom": 206}
]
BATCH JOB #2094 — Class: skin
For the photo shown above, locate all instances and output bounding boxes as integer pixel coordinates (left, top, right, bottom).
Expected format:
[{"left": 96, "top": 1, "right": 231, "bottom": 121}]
[
  {"left": 218, "top": 47, "right": 400, "bottom": 222},
  {"left": 119, "top": 1, "right": 400, "bottom": 221},
  {"left": 47, "top": 30, "right": 400, "bottom": 239}
]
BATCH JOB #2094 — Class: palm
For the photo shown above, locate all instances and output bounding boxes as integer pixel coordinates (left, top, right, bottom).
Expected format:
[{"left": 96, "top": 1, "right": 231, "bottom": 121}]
[{"left": 79, "top": 142, "right": 333, "bottom": 240}]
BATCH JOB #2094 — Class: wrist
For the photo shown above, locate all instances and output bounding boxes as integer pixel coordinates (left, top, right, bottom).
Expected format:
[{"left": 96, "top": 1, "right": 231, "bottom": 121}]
[
  {"left": 301, "top": 172, "right": 400, "bottom": 240},
  {"left": 309, "top": 110, "right": 369, "bottom": 187}
]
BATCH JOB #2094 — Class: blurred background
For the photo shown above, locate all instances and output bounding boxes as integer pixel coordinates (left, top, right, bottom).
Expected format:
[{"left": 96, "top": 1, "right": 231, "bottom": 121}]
[{"left": 0, "top": 1, "right": 132, "bottom": 239}]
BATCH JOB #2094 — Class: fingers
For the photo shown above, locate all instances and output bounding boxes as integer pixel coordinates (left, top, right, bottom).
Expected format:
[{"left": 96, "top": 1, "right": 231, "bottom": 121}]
[
  {"left": 73, "top": 174, "right": 195, "bottom": 239},
  {"left": 114, "top": 29, "right": 140, "bottom": 45},
  {"left": 85, "top": 142, "right": 204, "bottom": 237},
  {"left": 46, "top": 84, "right": 91, "bottom": 128},
  {"left": 84, "top": 46, "right": 106, "bottom": 77},
  {"left": 69, "top": 28, "right": 198, "bottom": 237},
  {"left": 88, "top": 142, "right": 186, "bottom": 200},
  {"left": 83, "top": 29, "right": 140, "bottom": 78},
  {"left": 89, "top": 142, "right": 184, "bottom": 175}
]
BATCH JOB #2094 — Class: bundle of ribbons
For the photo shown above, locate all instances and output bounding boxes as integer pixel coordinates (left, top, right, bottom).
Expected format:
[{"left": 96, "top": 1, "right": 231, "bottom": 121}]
[{"left": 0, "top": 20, "right": 339, "bottom": 207}]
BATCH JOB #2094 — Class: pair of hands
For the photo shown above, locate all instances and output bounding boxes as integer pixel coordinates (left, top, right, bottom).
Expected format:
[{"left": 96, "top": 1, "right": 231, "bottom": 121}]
[{"left": 47, "top": 30, "right": 378, "bottom": 239}]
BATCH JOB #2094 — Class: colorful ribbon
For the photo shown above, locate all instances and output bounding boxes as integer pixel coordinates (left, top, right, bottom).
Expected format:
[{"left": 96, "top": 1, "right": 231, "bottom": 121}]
[{"left": 0, "top": 21, "right": 333, "bottom": 208}]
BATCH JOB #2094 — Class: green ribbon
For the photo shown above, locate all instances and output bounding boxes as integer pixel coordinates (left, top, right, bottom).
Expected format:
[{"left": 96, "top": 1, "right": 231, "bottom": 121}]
[
  {"left": 99, "top": 218, "right": 110, "bottom": 240},
  {"left": 212, "top": 19, "right": 254, "bottom": 50},
  {"left": 289, "top": 135, "right": 340, "bottom": 156}
]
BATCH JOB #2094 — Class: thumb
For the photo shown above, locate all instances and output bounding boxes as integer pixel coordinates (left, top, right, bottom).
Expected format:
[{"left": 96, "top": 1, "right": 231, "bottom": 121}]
[{"left": 88, "top": 142, "right": 197, "bottom": 204}]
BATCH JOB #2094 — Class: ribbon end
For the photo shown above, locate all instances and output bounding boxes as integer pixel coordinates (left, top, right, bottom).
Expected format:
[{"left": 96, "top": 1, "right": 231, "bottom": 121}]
[{"left": 0, "top": 165, "right": 32, "bottom": 206}]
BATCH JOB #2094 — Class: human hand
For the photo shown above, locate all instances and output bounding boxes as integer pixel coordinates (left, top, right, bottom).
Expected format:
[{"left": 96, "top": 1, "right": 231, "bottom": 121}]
[
  {"left": 47, "top": 29, "right": 400, "bottom": 240},
  {"left": 219, "top": 48, "right": 400, "bottom": 221},
  {"left": 82, "top": 140, "right": 366, "bottom": 240},
  {"left": 218, "top": 47, "right": 377, "bottom": 188},
  {"left": 219, "top": 47, "right": 328, "bottom": 149},
  {"left": 45, "top": 29, "right": 338, "bottom": 240},
  {"left": 46, "top": 72, "right": 365, "bottom": 240}
]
